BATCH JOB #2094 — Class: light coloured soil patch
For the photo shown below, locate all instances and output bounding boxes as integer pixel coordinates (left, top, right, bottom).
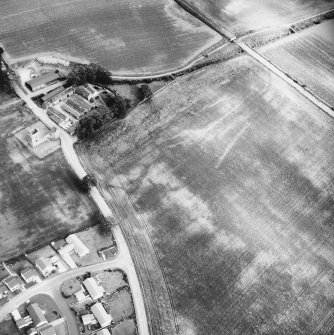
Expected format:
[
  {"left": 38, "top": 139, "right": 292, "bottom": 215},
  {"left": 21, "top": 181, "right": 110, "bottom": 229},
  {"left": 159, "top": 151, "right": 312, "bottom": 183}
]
[
  {"left": 96, "top": 270, "right": 127, "bottom": 294},
  {"left": 80, "top": 55, "right": 334, "bottom": 335},
  {"left": 186, "top": 0, "right": 334, "bottom": 35},
  {"left": 0, "top": 0, "right": 221, "bottom": 74},
  {"left": 261, "top": 19, "right": 334, "bottom": 107},
  {"left": 106, "top": 289, "right": 134, "bottom": 323},
  {"left": 113, "top": 319, "right": 137, "bottom": 335}
]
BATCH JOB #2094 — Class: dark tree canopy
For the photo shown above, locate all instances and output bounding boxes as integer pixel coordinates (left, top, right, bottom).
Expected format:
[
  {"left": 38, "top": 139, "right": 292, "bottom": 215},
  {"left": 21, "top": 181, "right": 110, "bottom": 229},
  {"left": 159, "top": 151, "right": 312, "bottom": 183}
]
[
  {"left": 67, "top": 63, "right": 112, "bottom": 87},
  {"left": 137, "top": 84, "right": 153, "bottom": 102},
  {"left": 80, "top": 174, "right": 97, "bottom": 192}
]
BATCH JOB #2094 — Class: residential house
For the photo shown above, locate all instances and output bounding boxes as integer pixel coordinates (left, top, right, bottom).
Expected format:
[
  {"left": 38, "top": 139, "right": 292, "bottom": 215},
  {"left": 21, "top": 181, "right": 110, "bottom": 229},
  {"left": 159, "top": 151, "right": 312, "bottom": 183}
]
[
  {"left": 16, "top": 316, "right": 33, "bottom": 329},
  {"left": 91, "top": 302, "right": 112, "bottom": 328},
  {"left": 83, "top": 278, "right": 104, "bottom": 301},
  {"left": 81, "top": 314, "right": 97, "bottom": 326},
  {"left": 27, "top": 303, "right": 47, "bottom": 328},
  {"left": 21, "top": 268, "right": 40, "bottom": 284},
  {"left": 96, "top": 328, "right": 111, "bottom": 335},
  {"left": 66, "top": 234, "right": 89, "bottom": 257},
  {"left": 3, "top": 276, "right": 25, "bottom": 292},
  {"left": 35, "top": 257, "right": 54, "bottom": 277}
]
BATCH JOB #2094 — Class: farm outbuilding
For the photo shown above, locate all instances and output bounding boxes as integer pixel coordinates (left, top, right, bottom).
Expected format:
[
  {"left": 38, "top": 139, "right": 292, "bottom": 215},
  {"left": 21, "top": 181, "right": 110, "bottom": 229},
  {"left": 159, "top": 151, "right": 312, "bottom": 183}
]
[{"left": 25, "top": 72, "right": 59, "bottom": 92}]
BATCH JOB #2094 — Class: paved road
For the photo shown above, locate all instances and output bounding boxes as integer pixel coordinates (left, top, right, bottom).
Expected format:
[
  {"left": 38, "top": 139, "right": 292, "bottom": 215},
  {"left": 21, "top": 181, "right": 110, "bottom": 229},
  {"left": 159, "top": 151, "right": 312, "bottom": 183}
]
[{"left": 2, "top": 82, "right": 150, "bottom": 335}]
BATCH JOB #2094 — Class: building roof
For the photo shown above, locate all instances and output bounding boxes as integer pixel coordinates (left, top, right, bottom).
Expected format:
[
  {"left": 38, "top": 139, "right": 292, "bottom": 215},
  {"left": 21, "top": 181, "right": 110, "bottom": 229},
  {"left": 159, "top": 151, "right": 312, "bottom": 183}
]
[
  {"left": 49, "top": 107, "right": 66, "bottom": 120},
  {"left": 39, "top": 325, "right": 56, "bottom": 335},
  {"left": 81, "top": 313, "right": 96, "bottom": 325},
  {"left": 41, "top": 86, "right": 64, "bottom": 102},
  {"left": 35, "top": 257, "right": 52, "bottom": 272},
  {"left": 11, "top": 309, "right": 21, "bottom": 321},
  {"left": 27, "top": 328, "right": 38, "bottom": 335},
  {"left": 96, "top": 329, "right": 111, "bottom": 335},
  {"left": 66, "top": 234, "right": 89, "bottom": 257},
  {"left": 27, "top": 303, "right": 47, "bottom": 327},
  {"left": 72, "top": 93, "right": 93, "bottom": 109},
  {"left": 21, "top": 268, "right": 39, "bottom": 283},
  {"left": 67, "top": 98, "right": 87, "bottom": 114},
  {"left": 4, "top": 275, "right": 25, "bottom": 291},
  {"left": 91, "top": 303, "right": 112, "bottom": 327},
  {"left": 83, "top": 278, "right": 104, "bottom": 300},
  {"left": 26, "top": 72, "right": 59, "bottom": 89},
  {"left": 16, "top": 316, "right": 32, "bottom": 329}
]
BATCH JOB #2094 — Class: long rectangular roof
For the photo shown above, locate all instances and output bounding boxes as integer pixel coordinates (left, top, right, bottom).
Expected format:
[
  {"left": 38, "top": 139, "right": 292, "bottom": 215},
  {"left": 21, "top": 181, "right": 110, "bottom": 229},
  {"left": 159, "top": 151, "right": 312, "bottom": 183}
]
[
  {"left": 27, "top": 303, "right": 47, "bottom": 327},
  {"left": 83, "top": 277, "right": 104, "bottom": 300},
  {"left": 41, "top": 86, "right": 64, "bottom": 102},
  {"left": 91, "top": 302, "right": 112, "bottom": 327},
  {"left": 66, "top": 234, "right": 89, "bottom": 257},
  {"left": 26, "top": 72, "right": 59, "bottom": 88}
]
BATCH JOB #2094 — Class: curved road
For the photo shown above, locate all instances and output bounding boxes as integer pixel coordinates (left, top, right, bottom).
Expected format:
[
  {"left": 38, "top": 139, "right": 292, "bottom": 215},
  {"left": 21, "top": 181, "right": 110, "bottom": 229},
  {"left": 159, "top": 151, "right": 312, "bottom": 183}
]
[{"left": 1, "top": 82, "right": 149, "bottom": 335}]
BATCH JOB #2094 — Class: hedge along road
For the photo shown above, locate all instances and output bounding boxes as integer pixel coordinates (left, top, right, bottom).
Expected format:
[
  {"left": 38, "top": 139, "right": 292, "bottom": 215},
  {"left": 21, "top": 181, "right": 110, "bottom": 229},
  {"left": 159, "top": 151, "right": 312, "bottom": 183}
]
[{"left": 6, "top": 81, "right": 150, "bottom": 335}]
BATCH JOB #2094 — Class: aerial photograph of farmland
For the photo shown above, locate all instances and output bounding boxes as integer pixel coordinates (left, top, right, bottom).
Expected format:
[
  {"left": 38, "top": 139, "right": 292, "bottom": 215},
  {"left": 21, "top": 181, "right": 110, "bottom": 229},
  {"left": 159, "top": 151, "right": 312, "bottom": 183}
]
[{"left": 0, "top": 1, "right": 334, "bottom": 335}]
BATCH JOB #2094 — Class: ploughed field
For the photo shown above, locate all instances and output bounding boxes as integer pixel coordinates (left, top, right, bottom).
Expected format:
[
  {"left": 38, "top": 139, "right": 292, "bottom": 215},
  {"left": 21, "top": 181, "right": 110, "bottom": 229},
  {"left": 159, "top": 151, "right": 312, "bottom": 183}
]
[
  {"left": 186, "top": 0, "right": 334, "bottom": 35},
  {"left": 0, "top": 104, "right": 96, "bottom": 261},
  {"left": 261, "top": 19, "right": 334, "bottom": 108},
  {"left": 0, "top": 0, "right": 220, "bottom": 74},
  {"left": 80, "top": 55, "right": 334, "bottom": 335}
]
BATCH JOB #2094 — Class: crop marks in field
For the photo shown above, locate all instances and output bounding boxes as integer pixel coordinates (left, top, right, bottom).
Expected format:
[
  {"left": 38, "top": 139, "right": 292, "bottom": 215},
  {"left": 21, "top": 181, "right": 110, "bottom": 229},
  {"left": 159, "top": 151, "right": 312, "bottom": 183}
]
[
  {"left": 80, "top": 55, "right": 334, "bottom": 335},
  {"left": 261, "top": 19, "right": 334, "bottom": 108}
]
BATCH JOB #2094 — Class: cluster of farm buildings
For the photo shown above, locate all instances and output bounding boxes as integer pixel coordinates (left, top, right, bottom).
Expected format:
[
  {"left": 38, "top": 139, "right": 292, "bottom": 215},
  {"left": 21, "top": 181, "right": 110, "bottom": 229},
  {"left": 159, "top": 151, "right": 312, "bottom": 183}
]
[{"left": 24, "top": 71, "right": 102, "bottom": 136}]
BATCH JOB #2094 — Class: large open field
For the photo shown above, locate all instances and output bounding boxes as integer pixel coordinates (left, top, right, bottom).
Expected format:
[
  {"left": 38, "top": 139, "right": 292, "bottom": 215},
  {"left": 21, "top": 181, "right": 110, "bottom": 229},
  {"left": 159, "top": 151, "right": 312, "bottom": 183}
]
[
  {"left": 0, "top": 102, "right": 96, "bottom": 261},
  {"left": 261, "top": 19, "right": 334, "bottom": 108},
  {"left": 186, "top": 0, "right": 334, "bottom": 35},
  {"left": 0, "top": 0, "right": 220, "bottom": 74},
  {"left": 79, "top": 55, "right": 334, "bottom": 334}
]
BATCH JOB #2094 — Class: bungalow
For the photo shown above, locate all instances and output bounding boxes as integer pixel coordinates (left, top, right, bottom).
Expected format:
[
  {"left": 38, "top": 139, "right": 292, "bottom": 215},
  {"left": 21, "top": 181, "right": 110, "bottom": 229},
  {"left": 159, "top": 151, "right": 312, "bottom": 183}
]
[
  {"left": 11, "top": 309, "right": 21, "bottom": 321},
  {"left": 27, "top": 303, "right": 47, "bottom": 328},
  {"left": 83, "top": 278, "right": 104, "bottom": 301},
  {"left": 3, "top": 276, "right": 25, "bottom": 292},
  {"left": 35, "top": 257, "right": 54, "bottom": 278},
  {"left": 91, "top": 302, "right": 112, "bottom": 328},
  {"left": 21, "top": 268, "right": 40, "bottom": 284},
  {"left": 66, "top": 234, "right": 89, "bottom": 257},
  {"left": 75, "top": 286, "right": 90, "bottom": 303}
]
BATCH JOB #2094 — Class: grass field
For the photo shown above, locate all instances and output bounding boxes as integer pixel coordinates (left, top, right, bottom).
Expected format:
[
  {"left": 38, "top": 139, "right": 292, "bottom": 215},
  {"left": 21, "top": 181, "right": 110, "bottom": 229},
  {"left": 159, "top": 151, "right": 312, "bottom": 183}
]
[
  {"left": 186, "top": 0, "right": 334, "bottom": 35},
  {"left": 0, "top": 102, "right": 96, "bottom": 261},
  {"left": 261, "top": 19, "right": 334, "bottom": 108},
  {"left": 79, "top": 55, "right": 334, "bottom": 335},
  {"left": 0, "top": 0, "right": 220, "bottom": 74}
]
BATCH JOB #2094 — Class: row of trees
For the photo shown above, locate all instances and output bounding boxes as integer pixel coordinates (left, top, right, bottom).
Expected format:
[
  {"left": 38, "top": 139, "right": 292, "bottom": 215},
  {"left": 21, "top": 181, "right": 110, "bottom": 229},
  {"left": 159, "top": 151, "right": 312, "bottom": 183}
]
[{"left": 80, "top": 175, "right": 116, "bottom": 236}]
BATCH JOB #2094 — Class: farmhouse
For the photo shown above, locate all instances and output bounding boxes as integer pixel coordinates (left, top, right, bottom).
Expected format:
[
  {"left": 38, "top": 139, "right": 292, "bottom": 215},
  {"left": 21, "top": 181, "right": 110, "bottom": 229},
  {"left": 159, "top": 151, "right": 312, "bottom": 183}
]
[
  {"left": 66, "top": 234, "right": 89, "bottom": 257},
  {"left": 91, "top": 302, "right": 112, "bottom": 328},
  {"left": 27, "top": 303, "right": 47, "bottom": 328},
  {"left": 83, "top": 277, "right": 104, "bottom": 301},
  {"left": 26, "top": 72, "right": 59, "bottom": 92}
]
